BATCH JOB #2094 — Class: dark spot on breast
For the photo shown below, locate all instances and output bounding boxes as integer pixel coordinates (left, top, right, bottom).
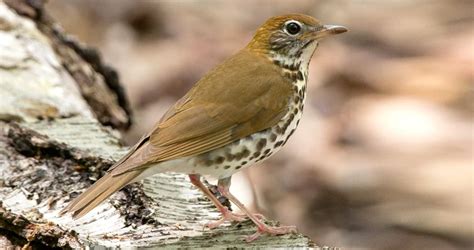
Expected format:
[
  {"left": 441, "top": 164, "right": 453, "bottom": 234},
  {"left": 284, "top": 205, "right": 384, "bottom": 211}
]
[
  {"left": 275, "top": 126, "right": 284, "bottom": 135},
  {"left": 296, "top": 63, "right": 301, "bottom": 70},
  {"left": 282, "top": 138, "right": 289, "bottom": 146},
  {"left": 270, "top": 133, "right": 277, "bottom": 142},
  {"left": 297, "top": 71, "right": 304, "bottom": 81},
  {"left": 302, "top": 40, "right": 313, "bottom": 49},
  {"left": 287, "top": 128, "right": 296, "bottom": 139},
  {"left": 281, "top": 116, "right": 293, "bottom": 133},
  {"left": 275, "top": 141, "right": 284, "bottom": 147},
  {"left": 224, "top": 165, "right": 231, "bottom": 169},
  {"left": 241, "top": 148, "right": 250, "bottom": 158},
  {"left": 263, "top": 149, "right": 271, "bottom": 155},
  {"left": 256, "top": 138, "right": 267, "bottom": 151},
  {"left": 234, "top": 152, "right": 242, "bottom": 161},
  {"left": 225, "top": 152, "right": 235, "bottom": 161},
  {"left": 241, "top": 161, "right": 247, "bottom": 165},
  {"left": 235, "top": 165, "right": 242, "bottom": 170},
  {"left": 252, "top": 151, "right": 261, "bottom": 159},
  {"left": 290, "top": 63, "right": 299, "bottom": 71},
  {"left": 215, "top": 156, "right": 225, "bottom": 164},
  {"left": 294, "top": 96, "right": 300, "bottom": 104},
  {"left": 295, "top": 50, "right": 303, "bottom": 58},
  {"left": 288, "top": 113, "right": 295, "bottom": 122},
  {"left": 283, "top": 131, "right": 295, "bottom": 145},
  {"left": 280, "top": 61, "right": 300, "bottom": 71}
]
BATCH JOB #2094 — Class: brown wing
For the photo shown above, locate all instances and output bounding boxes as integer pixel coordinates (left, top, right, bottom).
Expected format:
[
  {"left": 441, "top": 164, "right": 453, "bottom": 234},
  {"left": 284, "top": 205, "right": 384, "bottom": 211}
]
[{"left": 111, "top": 49, "right": 291, "bottom": 176}]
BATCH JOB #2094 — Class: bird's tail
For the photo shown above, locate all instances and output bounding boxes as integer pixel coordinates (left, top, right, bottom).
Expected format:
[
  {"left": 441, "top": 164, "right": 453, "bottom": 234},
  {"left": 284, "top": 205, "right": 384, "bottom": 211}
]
[{"left": 60, "top": 170, "right": 141, "bottom": 218}]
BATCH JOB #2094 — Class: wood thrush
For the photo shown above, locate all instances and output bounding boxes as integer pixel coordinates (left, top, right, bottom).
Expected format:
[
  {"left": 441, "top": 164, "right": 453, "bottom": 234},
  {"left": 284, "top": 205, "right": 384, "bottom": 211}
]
[{"left": 61, "top": 14, "right": 347, "bottom": 241}]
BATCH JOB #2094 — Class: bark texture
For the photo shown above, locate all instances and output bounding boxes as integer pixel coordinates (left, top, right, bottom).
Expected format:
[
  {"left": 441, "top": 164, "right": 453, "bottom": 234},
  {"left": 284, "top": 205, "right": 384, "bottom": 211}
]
[{"left": 0, "top": 0, "right": 316, "bottom": 248}]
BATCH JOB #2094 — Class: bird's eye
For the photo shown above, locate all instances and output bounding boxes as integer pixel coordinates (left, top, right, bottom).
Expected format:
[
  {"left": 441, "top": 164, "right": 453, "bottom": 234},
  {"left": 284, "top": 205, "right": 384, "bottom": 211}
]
[{"left": 285, "top": 21, "right": 302, "bottom": 35}]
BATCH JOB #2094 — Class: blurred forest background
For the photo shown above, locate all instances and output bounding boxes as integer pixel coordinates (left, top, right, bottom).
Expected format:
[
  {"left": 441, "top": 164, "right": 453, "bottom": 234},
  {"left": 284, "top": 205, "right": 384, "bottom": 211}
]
[{"left": 48, "top": 0, "right": 472, "bottom": 249}]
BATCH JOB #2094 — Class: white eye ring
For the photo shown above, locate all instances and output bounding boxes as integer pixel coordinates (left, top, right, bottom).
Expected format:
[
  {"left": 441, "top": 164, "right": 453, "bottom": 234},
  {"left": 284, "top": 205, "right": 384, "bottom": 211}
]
[{"left": 284, "top": 20, "right": 303, "bottom": 36}]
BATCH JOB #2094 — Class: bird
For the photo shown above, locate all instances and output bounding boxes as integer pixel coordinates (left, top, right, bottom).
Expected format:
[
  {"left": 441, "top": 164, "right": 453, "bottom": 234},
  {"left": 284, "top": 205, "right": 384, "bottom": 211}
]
[{"left": 61, "top": 13, "right": 347, "bottom": 242}]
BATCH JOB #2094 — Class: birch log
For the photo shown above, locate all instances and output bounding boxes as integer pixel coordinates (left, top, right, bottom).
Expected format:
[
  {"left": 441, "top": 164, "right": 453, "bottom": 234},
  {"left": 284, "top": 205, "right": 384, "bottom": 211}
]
[{"left": 0, "top": 0, "right": 317, "bottom": 248}]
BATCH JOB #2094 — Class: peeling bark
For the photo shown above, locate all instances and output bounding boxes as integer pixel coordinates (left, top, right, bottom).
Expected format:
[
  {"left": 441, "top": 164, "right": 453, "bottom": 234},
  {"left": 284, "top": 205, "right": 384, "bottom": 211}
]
[
  {"left": 4, "top": 0, "right": 132, "bottom": 129},
  {"left": 0, "top": 0, "right": 317, "bottom": 248}
]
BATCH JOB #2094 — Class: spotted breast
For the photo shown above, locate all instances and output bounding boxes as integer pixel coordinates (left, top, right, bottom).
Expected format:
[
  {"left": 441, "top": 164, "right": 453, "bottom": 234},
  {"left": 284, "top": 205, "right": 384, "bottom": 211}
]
[{"left": 183, "top": 42, "right": 316, "bottom": 179}]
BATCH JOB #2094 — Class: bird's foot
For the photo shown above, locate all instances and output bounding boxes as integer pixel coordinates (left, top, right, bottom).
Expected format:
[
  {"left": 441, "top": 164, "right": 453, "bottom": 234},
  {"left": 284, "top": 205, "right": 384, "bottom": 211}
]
[
  {"left": 245, "top": 224, "right": 297, "bottom": 242},
  {"left": 206, "top": 210, "right": 266, "bottom": 229}
]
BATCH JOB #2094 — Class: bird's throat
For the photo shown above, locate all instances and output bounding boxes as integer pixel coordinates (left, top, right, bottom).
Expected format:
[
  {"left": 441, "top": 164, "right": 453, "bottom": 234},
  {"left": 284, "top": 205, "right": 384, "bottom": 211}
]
[{"left": 269, "top": 41, "right": 318, "bottom": 99}]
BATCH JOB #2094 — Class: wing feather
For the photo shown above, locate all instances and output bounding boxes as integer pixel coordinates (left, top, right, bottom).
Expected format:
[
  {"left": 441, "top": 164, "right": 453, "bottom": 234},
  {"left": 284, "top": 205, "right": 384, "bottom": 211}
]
[{"left": 111, "top": 49, "right": 292, "bottom": 176}]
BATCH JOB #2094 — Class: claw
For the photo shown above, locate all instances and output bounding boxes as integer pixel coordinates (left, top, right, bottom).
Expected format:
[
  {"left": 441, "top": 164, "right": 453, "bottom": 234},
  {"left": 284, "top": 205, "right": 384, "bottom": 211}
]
[
  {"left": 206, "top": 211, "right": 247, "bottom": 229},
  {"left": 205, "top": 211, "right": 267, "bottom": 229},
  {"left": 245, "top": 225, "right": 297, "bottom": 242}
]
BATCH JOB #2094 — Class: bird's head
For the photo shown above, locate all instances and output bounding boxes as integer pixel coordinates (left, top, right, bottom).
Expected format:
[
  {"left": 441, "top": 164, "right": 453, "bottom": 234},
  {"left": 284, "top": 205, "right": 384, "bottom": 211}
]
[{"left": 247, "top": 14, "right": 347, "bottom": 64}]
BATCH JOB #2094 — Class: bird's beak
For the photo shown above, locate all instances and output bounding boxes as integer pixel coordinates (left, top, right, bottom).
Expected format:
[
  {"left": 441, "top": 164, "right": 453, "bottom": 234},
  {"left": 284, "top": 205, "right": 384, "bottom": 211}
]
[{"left": 311, "top": 25, "right": 348, "bottom": 39}]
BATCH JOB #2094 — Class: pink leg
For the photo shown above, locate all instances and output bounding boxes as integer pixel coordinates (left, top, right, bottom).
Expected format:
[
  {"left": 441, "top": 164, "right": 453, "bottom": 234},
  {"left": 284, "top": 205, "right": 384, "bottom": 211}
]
[
  {"left": 188, "top": 174, "right": 263, "bottom": 229},
  {"left": 217, "top": 177, "right": 297, "bottom": 242}
]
